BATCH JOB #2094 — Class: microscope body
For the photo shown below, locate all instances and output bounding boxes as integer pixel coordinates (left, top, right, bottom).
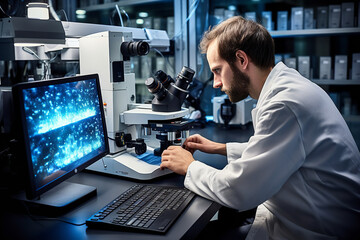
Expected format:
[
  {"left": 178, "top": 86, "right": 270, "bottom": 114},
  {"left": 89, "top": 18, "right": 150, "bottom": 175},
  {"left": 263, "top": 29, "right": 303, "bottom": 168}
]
[
  {"left": 79, "top": 30, "right": 195, "bottom": 179},
  {"left": 80, "top": 31, "right": 139, "bottom": 154}
]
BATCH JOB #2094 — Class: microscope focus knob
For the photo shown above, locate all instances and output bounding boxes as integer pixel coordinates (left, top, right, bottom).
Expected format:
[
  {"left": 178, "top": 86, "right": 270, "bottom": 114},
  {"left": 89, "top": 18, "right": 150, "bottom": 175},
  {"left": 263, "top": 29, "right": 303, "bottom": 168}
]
[{"left": 135, "top": 139, "right": 146, "bottom": 155}]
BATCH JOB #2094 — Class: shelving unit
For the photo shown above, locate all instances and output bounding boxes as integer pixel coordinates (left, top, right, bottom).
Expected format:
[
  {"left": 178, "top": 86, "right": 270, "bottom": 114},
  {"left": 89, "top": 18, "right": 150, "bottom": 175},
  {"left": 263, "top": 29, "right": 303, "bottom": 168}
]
[
  {"left": 79, "top": 0, "right": 172, "bottom": 12},
  {"left": 270, "top": 27, "right": 360, "bottom": 38},
  {"left": 312, "top": 79, "right": 360, "bottom": 85}
]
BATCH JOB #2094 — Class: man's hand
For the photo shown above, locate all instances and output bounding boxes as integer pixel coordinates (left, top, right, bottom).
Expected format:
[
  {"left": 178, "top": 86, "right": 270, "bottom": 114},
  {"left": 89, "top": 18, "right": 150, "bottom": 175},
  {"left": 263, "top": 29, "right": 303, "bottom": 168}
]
[
  {"left": 160, "top": 146, "right": 194, "bottom": 175},
  {"left": 183, "top": 134, "right": 227, "bottom": 156}
]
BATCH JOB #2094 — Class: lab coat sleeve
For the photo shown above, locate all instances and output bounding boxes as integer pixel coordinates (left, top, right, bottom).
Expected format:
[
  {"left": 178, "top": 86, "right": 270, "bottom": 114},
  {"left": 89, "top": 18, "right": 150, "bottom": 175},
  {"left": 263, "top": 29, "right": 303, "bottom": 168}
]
[
  {"left": 184, "top": 102, "right": 306, "bottom": 211},
  {"left": 226, "top": 142, "right": 248, "bottom": 163}
]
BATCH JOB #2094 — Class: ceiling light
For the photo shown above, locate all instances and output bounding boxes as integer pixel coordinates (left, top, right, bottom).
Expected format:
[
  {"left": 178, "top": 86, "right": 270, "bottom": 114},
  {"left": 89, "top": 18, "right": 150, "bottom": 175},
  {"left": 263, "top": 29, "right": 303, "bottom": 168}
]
[
  {"left": 136, "top": 19, "right": 144, "bottom": 25},
  {"left": 228, "top": 5, "right": 236, "bottom": 11},
  {"left": 76, "top": 9, "right": 86, "bottom": 15},
  {"left": 139, "top": 12, "right": 148, "bottom": 18}
]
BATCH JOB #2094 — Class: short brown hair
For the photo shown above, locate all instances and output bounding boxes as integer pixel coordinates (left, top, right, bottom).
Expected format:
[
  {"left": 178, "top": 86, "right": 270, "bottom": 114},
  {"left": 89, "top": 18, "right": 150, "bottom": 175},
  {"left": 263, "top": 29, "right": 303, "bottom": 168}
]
[{"left": 199, "top": 16, "right": 275, "bottom": 69}]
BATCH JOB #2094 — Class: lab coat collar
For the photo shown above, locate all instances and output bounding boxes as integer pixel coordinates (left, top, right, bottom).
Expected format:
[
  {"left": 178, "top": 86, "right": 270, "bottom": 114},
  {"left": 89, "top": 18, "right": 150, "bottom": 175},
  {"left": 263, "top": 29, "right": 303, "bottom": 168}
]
[
  {"left": 255, "top": 62, "right": 287, "bottom": 109},
  {"left": 251, "top": 62, "right": 287, "bottom": 127}
]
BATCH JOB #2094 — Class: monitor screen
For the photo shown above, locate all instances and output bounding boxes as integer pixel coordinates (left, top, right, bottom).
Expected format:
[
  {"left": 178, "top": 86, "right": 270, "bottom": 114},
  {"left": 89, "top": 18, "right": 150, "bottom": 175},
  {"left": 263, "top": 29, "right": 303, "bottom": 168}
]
[{"left": 13, "top": 74, "right": 109, "bottom": 200}]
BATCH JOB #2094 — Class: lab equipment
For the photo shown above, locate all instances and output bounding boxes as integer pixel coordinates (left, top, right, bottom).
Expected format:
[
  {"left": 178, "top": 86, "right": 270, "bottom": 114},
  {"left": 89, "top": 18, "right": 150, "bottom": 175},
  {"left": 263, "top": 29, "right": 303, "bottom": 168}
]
[
  {"left": 213, "top": 95, "right": 256, "bottom": 126},
  {"left": 146, "top": 66, "right": 195, "bottom": 112},
  {"left": 79, "top": 30, "right": 193, "bottom": 179}
]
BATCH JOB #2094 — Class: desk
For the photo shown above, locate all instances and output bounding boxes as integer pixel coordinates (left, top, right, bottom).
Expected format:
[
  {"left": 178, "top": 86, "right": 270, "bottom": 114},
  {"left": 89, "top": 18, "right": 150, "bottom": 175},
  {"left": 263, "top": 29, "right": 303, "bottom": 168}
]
[
  {"left": 0, "top": 172, "right": 220, "bottom": 240},
  {"left": 0, "top": 123, "right": 253, "bottom": 240}
]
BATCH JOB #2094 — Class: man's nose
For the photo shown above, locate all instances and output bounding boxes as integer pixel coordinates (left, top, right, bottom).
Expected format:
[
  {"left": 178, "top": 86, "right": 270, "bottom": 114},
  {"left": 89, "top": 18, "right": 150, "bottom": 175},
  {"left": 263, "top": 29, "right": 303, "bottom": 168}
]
[{"left": 213, "top": 77, "right": 222, "bottom": 88}]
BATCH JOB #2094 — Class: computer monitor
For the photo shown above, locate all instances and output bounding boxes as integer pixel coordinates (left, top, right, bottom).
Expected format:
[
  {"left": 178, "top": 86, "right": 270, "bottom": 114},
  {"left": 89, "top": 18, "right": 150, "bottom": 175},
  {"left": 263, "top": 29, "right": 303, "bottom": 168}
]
[{"left": 12, "top": 74, "right": 109, "bottom": 209}]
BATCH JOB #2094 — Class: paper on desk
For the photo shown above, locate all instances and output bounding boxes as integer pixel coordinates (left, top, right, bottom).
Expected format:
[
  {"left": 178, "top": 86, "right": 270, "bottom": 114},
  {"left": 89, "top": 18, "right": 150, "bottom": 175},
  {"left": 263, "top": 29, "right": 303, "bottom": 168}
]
[{"left": 129, "top": 151, "right": 162, "bottom": 166}]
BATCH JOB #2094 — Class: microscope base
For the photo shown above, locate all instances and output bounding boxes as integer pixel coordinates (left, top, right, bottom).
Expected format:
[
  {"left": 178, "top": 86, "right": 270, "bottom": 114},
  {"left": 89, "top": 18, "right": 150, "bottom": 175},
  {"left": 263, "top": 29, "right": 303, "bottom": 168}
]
[{"left": 86, "top": 150, "right": 173, "bottom": 180}]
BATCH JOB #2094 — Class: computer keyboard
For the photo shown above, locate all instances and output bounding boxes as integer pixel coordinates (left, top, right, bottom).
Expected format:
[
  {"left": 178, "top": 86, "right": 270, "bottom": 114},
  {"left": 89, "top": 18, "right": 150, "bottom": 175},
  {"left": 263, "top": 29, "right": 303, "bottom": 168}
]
[{"left": 86, "top": 184, "right": 195, "bottom": 233}]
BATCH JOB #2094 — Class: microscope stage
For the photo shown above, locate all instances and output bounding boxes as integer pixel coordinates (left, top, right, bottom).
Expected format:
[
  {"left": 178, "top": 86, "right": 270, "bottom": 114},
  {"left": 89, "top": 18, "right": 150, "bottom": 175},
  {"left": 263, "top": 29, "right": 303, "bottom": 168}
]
[{"left": 121, "top": 105, "right": 189, "bottom": 125}]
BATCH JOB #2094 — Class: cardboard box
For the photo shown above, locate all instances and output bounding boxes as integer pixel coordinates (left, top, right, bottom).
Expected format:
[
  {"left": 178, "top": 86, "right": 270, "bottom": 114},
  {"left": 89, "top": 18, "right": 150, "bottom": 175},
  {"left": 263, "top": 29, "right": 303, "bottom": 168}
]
[
  {"left": 334, "top": 55, "right": 348, "bottom": 80},
  {"left": 304, "top": 8, "right": 314, "bottom": 29},
  {"left": 341, "top": 2, "right": 355, "bottom": 27},
  {"left": 167, "top": 17, "right": 174, "bottom": 39},
  {"left": 298, "top": 56, "right": 310, "bottom": 78},
  {"left": 285, "top": 58, "right": 296, "bottom": 69},
  {"left": 245, "top": 12, "right": 256, "bottom": 22},
  {"left": 329, "top": 5, "right": 341, "bottom": 28},
  {"left": 224, "top": 10, "right": 236, "bottom": 20},
  {"left": 277, "top": 11, "right": 288, "bottom": 30},
  {"left": 262, "top": 11, "right": 272, "bottom": 31},
  {"left": 214, "top": 8, "right": 225, "bottom": 23},
  {"left": 291, "top": 7, "right": 303, "bottom": 30},
  {"left": 319, "top": 56, "right": 332, "bottom": 79},
  {"left": 317, "top": 6, "right": 328, "bottom": 28},
  {"left": 352, "top": 53, "right": 360, "bottom": 80}
]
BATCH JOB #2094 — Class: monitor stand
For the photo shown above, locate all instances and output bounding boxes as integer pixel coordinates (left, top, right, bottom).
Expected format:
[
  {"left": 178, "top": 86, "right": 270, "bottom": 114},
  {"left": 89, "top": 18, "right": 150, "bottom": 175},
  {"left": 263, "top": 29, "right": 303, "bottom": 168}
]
[{"left": 16, "top": 181, "right": 96, "bottom": 214}]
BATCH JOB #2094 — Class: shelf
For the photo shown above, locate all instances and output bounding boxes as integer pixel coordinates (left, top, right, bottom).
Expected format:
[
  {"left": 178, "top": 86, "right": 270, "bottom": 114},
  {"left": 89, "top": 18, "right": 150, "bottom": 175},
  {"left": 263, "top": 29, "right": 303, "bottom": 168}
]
[
  {"left": 80, "top": 0, "right": 172, "bottom": 12},
  {"left": 270, "top": 28, "right": 360, "bottom": 38},
  {"left": 311, "top": 79, "right": 360, "bottom": 85}
]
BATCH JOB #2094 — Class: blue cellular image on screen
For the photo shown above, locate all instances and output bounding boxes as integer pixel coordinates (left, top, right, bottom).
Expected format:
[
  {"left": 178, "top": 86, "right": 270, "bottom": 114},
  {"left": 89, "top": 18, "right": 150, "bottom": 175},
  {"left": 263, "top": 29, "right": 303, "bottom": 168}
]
[{"left": 22, "top": 79, "right": 106, "bottom": 190}]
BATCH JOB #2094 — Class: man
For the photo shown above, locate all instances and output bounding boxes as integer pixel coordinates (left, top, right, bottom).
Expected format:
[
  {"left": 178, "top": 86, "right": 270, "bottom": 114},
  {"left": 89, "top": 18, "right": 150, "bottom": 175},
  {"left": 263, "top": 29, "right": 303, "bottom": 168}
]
[{"left": 160, "top": 16, "right": 360, "bottom": 239}]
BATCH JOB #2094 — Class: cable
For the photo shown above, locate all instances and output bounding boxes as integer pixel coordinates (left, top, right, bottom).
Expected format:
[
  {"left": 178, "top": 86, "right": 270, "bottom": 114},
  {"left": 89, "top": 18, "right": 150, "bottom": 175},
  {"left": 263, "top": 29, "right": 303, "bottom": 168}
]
[
  {"left": 172, "top": 0, "right": 200, "bottom": 41},
  {"left": 115, "top": 5, "right": 124, "bottom": 27},
  {"left": 22, "top": 46, "right": 48, "bottom": 79},
  {"left": 152, "top": 48, "right": 174, "bottom": 74},
  {"left": 121, "top": 8, "right": 130, "bottom": 24},
  {"left": 57, "top": 9, "right": 69, "bottom": 21},
  {"left": 0, "top": 4, "right": 11, "bottom": 18},
  {"left": 197, "top": 9, "right": 210, "bottom": 79},
  {"left": 48, "top": 0, "right": 60, "bottom": 21},
  {"left": 110, "top": 7, "right": 130, "bottom": 27},
  {"left": 22, "top": 47, "right": 58, "bottom": 80},
  {"left": 65, "top": 63, "right": 79, "bottom": 77},
  {"left": 22, "top": 47, "right": 41, "bottom": 60}
]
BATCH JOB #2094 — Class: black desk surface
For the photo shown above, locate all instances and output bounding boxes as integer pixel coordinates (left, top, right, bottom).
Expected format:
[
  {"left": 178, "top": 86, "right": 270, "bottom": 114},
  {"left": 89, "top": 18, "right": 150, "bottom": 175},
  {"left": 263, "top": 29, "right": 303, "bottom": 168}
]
[
  {"left": 0, "top": 123, "right": 254, "bottom": 240},
  {"left": 1, "top": 173, "right": 220, "bottom": 240}
]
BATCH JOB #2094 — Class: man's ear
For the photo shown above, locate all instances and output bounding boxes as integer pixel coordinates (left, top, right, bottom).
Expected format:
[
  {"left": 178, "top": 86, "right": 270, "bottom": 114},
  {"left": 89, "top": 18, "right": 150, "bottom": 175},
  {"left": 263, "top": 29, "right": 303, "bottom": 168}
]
[{"left": 235, "top": 50, "right": 248, "bottom": 70}]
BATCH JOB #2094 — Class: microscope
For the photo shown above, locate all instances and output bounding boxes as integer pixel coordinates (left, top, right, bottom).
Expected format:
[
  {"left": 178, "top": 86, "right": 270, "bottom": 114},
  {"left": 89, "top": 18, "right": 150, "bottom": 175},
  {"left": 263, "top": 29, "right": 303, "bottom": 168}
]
[
  {"left": 79, "top": 30, "right": 195, "bottom": 180},
  {"left": 144, "top": 66, "right": 195, "bottom": 156}
]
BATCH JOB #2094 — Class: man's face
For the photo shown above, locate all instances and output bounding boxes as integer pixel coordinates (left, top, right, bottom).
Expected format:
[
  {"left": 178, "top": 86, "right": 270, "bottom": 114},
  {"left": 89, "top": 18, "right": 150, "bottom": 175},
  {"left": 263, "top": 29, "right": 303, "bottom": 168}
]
[{"left": 207, "top": 39, "right": 250, "bottom": 102}]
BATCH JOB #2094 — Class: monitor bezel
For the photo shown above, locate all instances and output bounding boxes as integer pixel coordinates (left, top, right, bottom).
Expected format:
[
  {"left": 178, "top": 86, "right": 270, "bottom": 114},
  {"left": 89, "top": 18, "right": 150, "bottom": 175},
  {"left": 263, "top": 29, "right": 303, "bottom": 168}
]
[{"left": 13, "top": 74, "right": 109, "bottom": 200}]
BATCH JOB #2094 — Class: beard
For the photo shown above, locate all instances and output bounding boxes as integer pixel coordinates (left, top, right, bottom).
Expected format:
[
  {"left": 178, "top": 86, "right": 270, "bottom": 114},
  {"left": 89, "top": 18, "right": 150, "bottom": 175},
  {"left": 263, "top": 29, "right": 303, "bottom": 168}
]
[{"left": 222, "top": 64, "right": 250, "bottom": 102}]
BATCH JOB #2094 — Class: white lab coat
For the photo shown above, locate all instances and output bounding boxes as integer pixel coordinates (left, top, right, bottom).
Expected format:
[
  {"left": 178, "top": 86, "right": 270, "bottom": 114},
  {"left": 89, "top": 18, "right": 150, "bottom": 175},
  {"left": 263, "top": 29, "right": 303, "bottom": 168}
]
[{"left": 185, "top": 62, "right": 360, "bottom": 239}]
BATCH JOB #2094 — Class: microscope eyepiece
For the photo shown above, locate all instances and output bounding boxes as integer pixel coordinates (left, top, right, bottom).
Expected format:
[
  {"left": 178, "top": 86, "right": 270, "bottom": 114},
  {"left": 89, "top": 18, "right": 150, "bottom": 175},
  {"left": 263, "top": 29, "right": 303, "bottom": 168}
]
[
  {"left": 174, "top": 66, "right": 195, "bottom": 90},
  {"left": 145, "top": 77, "right": 167, "bottom": 101},
  {"left": 147, "top": 66, "right": 195, "bottom": 112},
  {"left": 154, "top": 70, "right": 175, "bottom": 89}
]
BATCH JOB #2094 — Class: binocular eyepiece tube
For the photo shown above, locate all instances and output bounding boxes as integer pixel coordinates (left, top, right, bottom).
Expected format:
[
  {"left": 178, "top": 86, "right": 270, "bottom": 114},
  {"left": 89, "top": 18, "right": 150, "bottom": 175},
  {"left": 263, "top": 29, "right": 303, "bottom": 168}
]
[{"left": 145, "top": 66, "right": 195, "bottom": 112}]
